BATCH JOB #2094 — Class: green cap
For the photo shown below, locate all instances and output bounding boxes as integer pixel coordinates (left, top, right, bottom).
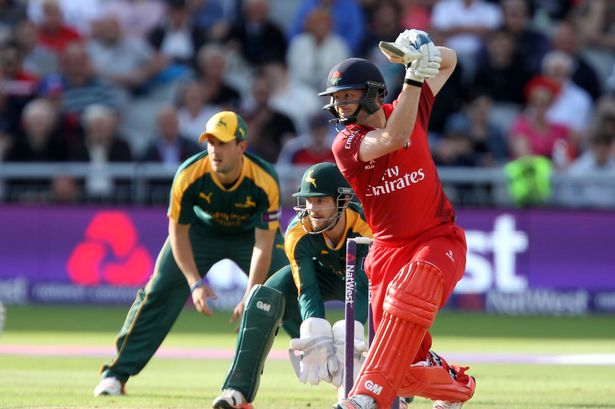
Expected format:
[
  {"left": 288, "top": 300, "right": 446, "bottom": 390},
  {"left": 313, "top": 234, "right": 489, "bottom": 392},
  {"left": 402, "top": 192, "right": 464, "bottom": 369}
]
[
  {"left": 199, "top": 111, "right": 248, "bottom": 143},
  {"left": 292, "top": 162, "right": 350, "bottom": 198}
]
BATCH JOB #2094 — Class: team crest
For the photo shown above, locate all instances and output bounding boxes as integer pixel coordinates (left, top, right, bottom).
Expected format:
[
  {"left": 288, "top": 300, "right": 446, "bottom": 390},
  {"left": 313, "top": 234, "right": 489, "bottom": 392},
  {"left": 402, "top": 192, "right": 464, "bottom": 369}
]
[
  {"left": 305, "top": 170, "right": 317, "bottom": 188},
  {"left": 330, "top": 70, "right": 342, "bottom": 86}
]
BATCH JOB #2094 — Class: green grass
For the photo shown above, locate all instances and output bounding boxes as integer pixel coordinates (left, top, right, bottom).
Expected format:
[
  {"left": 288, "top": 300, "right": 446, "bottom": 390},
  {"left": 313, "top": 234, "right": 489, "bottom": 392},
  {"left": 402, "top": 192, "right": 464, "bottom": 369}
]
[{"left": 1, "top": 306, "right": 614, "bottom": 408}]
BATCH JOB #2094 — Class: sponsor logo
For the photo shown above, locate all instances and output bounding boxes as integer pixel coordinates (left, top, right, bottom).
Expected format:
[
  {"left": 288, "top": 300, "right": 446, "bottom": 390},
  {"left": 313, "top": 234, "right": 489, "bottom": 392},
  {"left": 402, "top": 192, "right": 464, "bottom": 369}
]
[
  {"left": 486, "top": 289, "right": 589, "bottom": 315},
  {"left": 262, "top": 210, "right": 281, "bottom": 222},
  {"left": 364, "top": 380, "right": 383, "bottom": 395},
  {"left": 217, "top": 118, "right": 228, "bottom": 129},
  {"left": 199, "top": 192, "right": 213, "bottom": 204},
  {"left": 321, "top": 250, "right": 329, "bottom": 255},
  {"left": 235, "top": 196, "right": 257, "bottom": 208},
  {"left": 345, "top": 264, "right": 355, "bottom": 303},
  {"left": 256, "top": 300, "right": 271, "bottom": 312},
  {"left": 364, "top": 160, "right": 375, "bottom": 170},
  {"left": 344, "top": 130, "right": 359, "bottom": 150},
  {"left": 365, "top": 166, "right": 425, "bottom": 197},
  {"left": 446, "top": 250, "right": 454, "bottom": 262}
]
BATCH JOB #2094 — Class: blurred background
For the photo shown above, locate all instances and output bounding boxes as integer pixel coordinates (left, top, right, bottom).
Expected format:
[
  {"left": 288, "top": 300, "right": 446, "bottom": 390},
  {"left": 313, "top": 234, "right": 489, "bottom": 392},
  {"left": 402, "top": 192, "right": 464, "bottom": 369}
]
[{"left": 0, "top": 0, "right": 614, "bottom": 315}]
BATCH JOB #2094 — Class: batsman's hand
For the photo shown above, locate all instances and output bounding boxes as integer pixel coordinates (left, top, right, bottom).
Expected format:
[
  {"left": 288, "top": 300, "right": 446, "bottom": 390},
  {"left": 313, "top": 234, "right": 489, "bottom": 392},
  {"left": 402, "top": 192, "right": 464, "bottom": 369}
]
[
  {"left": 378, "top": 29, "right": 433, "bottom": 65},
  {"left": 289, "top": 318, "right": 337, "bottom": 385},
  {"left": 406, "top": 42, "right": 441, "bottom": 83},
  {"left": 330, "top": 320, "right": 368, "bottom": 387},
  {"left": 191, "top": 284, "right": 218, "bottom": 316}
]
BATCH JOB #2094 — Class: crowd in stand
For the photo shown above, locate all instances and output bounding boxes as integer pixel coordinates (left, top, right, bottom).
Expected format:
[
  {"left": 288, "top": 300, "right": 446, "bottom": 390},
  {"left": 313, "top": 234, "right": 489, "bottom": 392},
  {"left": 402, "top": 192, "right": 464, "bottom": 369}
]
[{"left": 0, "top": 0, "right": 613, "bottom": 206}]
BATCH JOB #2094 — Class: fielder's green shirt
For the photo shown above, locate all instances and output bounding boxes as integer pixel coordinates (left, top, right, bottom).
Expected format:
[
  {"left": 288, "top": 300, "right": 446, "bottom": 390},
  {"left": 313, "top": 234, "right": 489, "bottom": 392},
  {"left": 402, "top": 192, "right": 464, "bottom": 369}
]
[
  {"left": 284, "top": 203, "right": 372, "bottom": 320},
  {"left": 168, "top": 151, "right": 281, "bottom": 233}
]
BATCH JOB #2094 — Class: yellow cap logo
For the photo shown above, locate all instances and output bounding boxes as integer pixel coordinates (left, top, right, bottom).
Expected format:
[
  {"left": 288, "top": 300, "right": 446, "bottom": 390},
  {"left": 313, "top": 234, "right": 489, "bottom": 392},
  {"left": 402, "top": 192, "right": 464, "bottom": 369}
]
[{"left": 305, "top": 170, "right": 317, "bottom": 188}]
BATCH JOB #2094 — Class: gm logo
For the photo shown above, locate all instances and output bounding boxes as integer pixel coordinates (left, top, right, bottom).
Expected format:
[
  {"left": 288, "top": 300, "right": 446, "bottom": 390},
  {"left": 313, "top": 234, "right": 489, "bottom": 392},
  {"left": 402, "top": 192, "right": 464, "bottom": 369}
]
[
  {"left": 364, "top": 380, "right": 383, "bottom": 395},
  {"left": 256, "top": 301, "right": 271, "bottom": 312}
]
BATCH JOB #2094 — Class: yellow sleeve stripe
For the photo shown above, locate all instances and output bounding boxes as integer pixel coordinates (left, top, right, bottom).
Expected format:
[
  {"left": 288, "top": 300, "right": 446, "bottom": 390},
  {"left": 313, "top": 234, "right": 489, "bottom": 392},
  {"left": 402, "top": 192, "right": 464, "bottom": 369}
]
[
  {"left": 167, "top": 157, "right": 210, "bottom": 221},
  {"left": 246, "top": 157, "right": 280, "bottom": 230},
  {"left": 346, "top": 208, "right": 373, "bottom": 239},
  {"left": 285, "top": 222, "right": 307, "bottom": 294}
]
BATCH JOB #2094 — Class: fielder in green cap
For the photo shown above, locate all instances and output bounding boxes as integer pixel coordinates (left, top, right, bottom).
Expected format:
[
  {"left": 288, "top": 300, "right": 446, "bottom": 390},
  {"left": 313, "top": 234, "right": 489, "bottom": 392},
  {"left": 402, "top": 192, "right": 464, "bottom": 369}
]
[
  {"left": 212, "top": 162, "right": 373, "bottom": 409},
  {"left": 94, "top": 111, "right": 288, "bottom": 397}
]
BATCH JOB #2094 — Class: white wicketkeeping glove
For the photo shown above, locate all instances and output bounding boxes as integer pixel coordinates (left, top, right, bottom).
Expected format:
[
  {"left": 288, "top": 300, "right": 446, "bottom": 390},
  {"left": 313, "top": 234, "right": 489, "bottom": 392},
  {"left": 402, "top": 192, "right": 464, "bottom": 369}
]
[
  {"left": 289, "top": 317, "right": 337, "bottom": 385},
  {"left": 378, "top": 29, "right": 433, "bottom": 66},
  {"left": 330, "top": 320, "right": 368, "bottom": 388},
  {"left": 406, "top": 42, "right": 441, "bottom": 83}
]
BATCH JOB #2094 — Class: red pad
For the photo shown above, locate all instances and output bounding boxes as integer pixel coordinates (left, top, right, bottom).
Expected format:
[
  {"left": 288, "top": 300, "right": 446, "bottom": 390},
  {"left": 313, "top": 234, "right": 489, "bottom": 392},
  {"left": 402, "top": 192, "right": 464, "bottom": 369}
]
[
  {"left": 399, "top": 364, "right": 475, "bottom": 402},
  {"left": 350, "top": 262, "right": 443, "bottom": 407}
]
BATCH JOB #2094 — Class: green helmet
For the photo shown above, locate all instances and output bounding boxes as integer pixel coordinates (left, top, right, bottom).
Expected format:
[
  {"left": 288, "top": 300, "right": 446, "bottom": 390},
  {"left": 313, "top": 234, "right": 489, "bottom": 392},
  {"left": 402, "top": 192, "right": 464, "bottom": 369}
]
[{"left": 292, "top": 162, "right": 354, "bottom": 234}]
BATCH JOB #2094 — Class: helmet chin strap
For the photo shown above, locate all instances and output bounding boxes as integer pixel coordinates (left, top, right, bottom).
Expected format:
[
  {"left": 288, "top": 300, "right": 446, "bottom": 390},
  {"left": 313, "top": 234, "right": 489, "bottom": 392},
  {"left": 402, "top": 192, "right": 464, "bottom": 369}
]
[{"left": 296, "top": 209, "right": 342, "bottom": 235}]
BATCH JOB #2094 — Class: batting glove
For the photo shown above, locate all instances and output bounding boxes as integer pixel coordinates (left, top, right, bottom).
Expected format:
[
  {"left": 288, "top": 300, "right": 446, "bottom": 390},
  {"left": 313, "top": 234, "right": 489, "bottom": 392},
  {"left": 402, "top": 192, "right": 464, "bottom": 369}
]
[
  {"left": 330, "top": 320, "right": 368, "bottom": 388},
  {"left": 406, "top": 42, "right": 441, "bottom": 84},
  {"left": 289, "top": 318, "right": 337, "bottom": 385},
  {"left": 378, "top": 29, "right": 434, "bottom": 66}
]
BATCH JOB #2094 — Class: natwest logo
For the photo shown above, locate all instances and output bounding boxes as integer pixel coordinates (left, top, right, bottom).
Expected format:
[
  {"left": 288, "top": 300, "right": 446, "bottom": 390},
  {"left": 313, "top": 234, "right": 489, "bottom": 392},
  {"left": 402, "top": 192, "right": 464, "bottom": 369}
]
[
  {"left": 365, "top": 166, "right": 425, "bottom": 197},
  {"left": 67, "top": 211, "right": 153, "bottom": 286}
]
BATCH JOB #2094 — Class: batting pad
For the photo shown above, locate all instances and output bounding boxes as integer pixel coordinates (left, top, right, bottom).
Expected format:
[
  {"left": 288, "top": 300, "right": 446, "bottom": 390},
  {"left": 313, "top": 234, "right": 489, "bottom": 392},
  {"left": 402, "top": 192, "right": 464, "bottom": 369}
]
[
  {"left": 350, "top": 262, "right": 443, "bottom": 407},
  {"left": 222, "top": 285, "right": 284, "bottom": 402}
]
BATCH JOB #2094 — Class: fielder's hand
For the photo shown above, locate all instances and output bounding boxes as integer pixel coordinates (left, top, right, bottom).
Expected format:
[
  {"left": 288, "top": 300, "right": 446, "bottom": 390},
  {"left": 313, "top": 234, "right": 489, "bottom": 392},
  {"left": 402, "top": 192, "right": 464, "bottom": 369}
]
[
  {"left": 289, "top": 318, "right": 337, "bottom": 385},
  {"left": 191, "top": 284, "right": 218, "bottom": 316},
  {"left": 330, "top": 320, "right": 368, "bottom": 388},
  {"left": 378, "top": 29, "right": 433, "bottom": 65}
]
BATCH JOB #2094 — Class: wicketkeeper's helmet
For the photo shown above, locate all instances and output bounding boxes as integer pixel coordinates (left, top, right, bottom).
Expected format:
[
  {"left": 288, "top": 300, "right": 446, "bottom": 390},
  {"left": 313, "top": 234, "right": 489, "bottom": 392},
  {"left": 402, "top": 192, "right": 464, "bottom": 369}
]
[
  {"left": 319, "top": 58, "right": 387, "bottom": 125},
  {"left": 292, "top": 162, "right": 355, "bottom": 234}
]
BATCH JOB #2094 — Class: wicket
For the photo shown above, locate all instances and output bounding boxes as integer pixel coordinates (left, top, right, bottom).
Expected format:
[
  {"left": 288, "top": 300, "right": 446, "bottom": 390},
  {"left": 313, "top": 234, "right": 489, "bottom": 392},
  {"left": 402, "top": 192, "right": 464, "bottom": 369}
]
[{"left": 344, "top": 237, "right": 400, "bottom": 409}]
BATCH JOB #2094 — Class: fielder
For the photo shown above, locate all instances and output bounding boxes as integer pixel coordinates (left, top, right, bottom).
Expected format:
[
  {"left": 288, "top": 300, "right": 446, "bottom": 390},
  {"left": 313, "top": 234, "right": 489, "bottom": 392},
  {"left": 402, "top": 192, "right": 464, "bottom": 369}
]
[
  {"left": 320, "top": 30, "right": 476, "bottom": 409},
  {"left": 94, "top": 111, "right": 288, "bottom": 396},
  {"left": 212, "top": 162, "right": 372, "bottom": 409}
]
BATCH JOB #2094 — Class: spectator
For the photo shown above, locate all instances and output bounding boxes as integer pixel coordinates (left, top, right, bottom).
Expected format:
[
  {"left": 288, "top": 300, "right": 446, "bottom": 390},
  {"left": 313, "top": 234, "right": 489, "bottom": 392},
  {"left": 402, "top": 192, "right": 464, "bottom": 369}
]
[
  {"left": 189, "top": 0, "right": 229, "bottom": 41},
  {"left": 509, "top": 75, "right": 570, "bottom": 160},
  {"left": 560, "top": 130, "right": 615, "bottom": 208},
  {"left": 0, "top": 0, "right": 26, "bottom": 43},
  {"left": 443, "top": 92, "right": 510, "bottom": 167},
  {"left": 193, "top": 43, "right": 241, "bottom": 109},
  {"left": 69, "top": 105, "right": 132, "bottom": 199},
  {"left": 287, "top": 8, "right": 350, "bottom": 90},
  {"left": 472, "top": 29, "right": 531, "bottom": 106},
  {"left": 104, "top": 0, "right": 166, "bottom": 40},
  {"left": 358, "top": 0, "right": 405, "bottom": 101},
  {"left": 175, "top": 80, "right": 220, "bottom": 140},
  {"left": 277, "top": 111, "right": 336, "bottom": 165},
  {"left": 28, "top": 0, "right": 104, "bottom": 35},
  {"left": 35, "top": 0, "right": 82, "bottom": 55},
  {"left": 431, "top": 0, "right": 502, "bottom": 81},
  {"left": 13, "top": 19, "right": 58, "bottom": 77},
  {"left": 261, "top": 61, "right": 321, "bottom": 134},
  {"left": 69, "top": 104, "right": 132, "bottom": 163},
  {"left": 242, "top": 75, "right": 296, "bottom": 163},
  {"left": 289, "top": 0, "right": 366, "bottom": 54},
  {"left": 550, "top": 21, "right": 602, "bottom": 101},
  {"left": 147, "top": 0, "right": 207, "bottom": 67},
  {"left": 225, "top": 0, "right": 288, "bottom": 67},
  {"left": 39, "top": 41, "right": 123, "bottom": 145},
  {"left": 5, "top": 98, "right": 66, "bottom": 162},
  {"left": 500, "top": 0, "right": 550, "bottom": 74},
  {"left": 576, "top": 0, "right": 615, "bottom": 89},
  {"left": 49, "top": 174, "right": 82, "bottom": 203},
  {"left": 542, "top": 50, "right": 593, "bottom": 140},
  {"left": 142, "top": 106, "right": 201, "bottom": 167},
  {"left": 0, "top": 41, "right": 40, "bottom": 134},
  {"left": 398, "top": 0, "right": 431, "bottom": 32},
  {"left": 87, "top": 14, "right": 167, "bottom": 96}
]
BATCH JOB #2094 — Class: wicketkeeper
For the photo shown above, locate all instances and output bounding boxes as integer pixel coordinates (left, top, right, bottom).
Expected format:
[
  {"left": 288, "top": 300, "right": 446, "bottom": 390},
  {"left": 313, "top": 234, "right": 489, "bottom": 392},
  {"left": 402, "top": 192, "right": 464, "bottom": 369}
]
[{"left": 212, "top": 162, "right": 372, "bottom": 409}]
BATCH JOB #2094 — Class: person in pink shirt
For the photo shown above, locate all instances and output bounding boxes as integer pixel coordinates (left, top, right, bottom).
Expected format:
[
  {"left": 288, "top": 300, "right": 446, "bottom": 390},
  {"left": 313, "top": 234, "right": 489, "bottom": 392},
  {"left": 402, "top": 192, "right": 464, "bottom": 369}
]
[
  {"left": 510, "top": 75, "right": 571, "bottom": 160},
  {"left": 316, "top": 29, "right": 475, "bottom": 409}
]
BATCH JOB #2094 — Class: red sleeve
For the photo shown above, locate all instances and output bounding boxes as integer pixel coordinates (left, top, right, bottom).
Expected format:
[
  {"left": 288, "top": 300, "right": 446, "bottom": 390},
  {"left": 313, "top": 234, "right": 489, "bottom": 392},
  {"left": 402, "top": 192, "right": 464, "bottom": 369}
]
[{"left": 332, "top": 126, "right": 369, "bottom": 179}]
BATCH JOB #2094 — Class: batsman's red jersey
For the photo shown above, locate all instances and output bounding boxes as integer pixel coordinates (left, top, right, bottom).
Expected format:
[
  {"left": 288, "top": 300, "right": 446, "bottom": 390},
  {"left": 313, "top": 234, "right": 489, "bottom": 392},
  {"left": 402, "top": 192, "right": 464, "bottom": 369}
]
[{"left": 332, "top": 86, "right": 455, "bottom": 243}]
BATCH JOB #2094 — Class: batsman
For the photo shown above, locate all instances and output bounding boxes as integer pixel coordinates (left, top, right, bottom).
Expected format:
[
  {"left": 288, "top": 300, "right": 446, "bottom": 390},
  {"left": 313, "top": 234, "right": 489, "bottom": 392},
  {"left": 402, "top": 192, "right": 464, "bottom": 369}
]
[
  {"left": 212, "top": 162, "right": 373, "bottom": 409},
  {"left": 94, "top": 111, "right": 288, "bottom": 396}
]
